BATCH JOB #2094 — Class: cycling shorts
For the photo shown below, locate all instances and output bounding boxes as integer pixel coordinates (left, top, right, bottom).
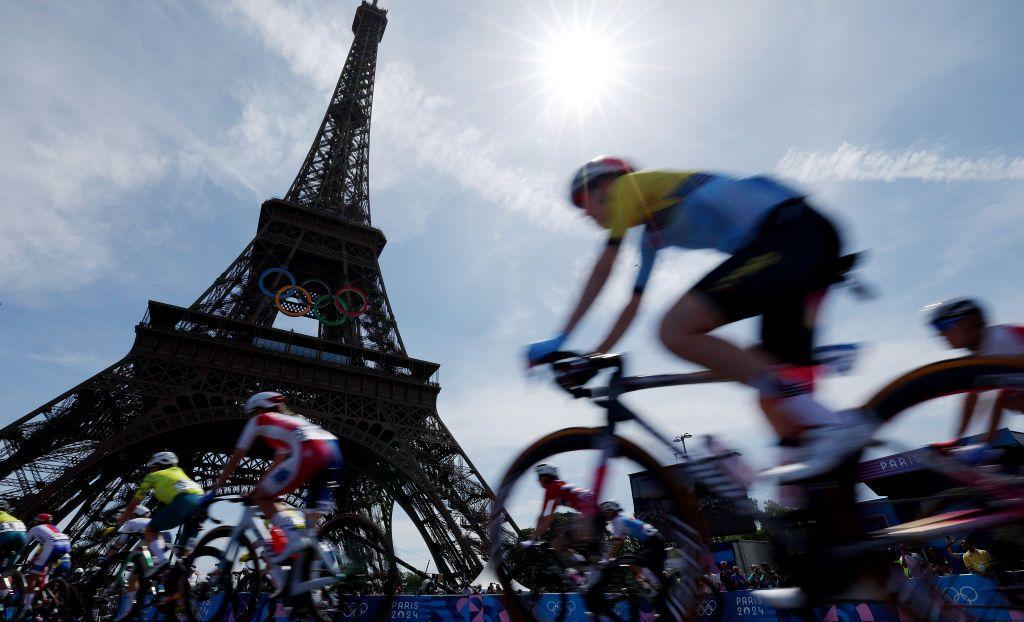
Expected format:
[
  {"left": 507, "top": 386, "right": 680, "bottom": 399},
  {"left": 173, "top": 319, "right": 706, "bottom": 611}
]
[
  {"left": 636, "top": 533, "right": 667, "bottom": 575},
  {"left": 691, "top": 200, "right": 841, "bottom": 366},
  {"left": 31, "top": 539, "right": 70, "bottom": 575},
  {"left": 257, "top": 439, "right": 343, "bottom": 509},
  {"left": 149, "top": 492, "right": 203, "bottom": 532},
  {"left": 0, "top": 531, "right": 27, "bottom": 571}
]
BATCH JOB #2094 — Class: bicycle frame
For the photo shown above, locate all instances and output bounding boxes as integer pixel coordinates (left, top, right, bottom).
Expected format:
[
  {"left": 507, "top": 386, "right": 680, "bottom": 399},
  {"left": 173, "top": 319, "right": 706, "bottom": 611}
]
[{"left": 214, "top": 500, "right": 340, "bottom": 596}]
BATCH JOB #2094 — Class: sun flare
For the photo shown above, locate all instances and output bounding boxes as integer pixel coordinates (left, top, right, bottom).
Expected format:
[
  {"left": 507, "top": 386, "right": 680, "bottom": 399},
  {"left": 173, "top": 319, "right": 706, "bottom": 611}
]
[{"left": 540, "top": 28, "right": 618, "bottom": 114}]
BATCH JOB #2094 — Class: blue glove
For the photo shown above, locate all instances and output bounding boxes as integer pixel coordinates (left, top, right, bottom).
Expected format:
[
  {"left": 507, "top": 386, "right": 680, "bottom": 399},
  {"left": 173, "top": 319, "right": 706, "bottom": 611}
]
[{"left": 526, "top": 333, "right": 568, "bottom": 365}]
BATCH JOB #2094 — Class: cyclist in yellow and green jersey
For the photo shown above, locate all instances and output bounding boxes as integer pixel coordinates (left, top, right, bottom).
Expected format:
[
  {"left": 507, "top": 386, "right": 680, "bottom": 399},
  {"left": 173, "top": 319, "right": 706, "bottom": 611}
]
[
  {"left": 116, "top": 451, "right": 203, "bottom": 572},
  {"left": 0, "top": 500, "right": 27, "bottom": 571},
  {"left": 527, "top": 158, "right": 878, "bottom": 481}
]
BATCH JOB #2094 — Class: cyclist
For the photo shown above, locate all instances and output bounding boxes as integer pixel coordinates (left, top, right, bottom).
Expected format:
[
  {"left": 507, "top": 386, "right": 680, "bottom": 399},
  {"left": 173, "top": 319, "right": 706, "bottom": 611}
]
[
  {"left": 926, "top": 298, "right": 1024, "bottom": 443},
  {"left": 0, "top": 500, "right": 27, "bottom": 572},
  {"left": 23, "top": 513, "right": 71, "bottom": 610},
  {"left": 526, "top": 159, "right": 876, "bottom": 479},
  {"left": 205, "top": 391, "right": 342, "bottom": 561},
  {"left": 599, "top": 500, "right": 665, "bottom": 590},
  {"left": 116, "top": 451, "right": 204, "bottom": 574},
  {"left": 532, "top": 463, "right": 596, "bottom": 543}
]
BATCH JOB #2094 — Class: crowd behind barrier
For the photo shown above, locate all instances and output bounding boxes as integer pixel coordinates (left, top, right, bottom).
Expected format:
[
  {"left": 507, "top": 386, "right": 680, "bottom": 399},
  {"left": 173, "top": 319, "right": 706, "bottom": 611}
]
[{"left": 131, "top": 573, "right": 1017, "bottom": 621}]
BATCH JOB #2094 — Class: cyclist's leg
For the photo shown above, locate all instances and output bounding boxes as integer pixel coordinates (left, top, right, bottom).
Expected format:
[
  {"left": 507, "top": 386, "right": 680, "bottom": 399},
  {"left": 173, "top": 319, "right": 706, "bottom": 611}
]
[
  {"left": 303, "top": 439, "right": 342, "bottom": 521},
  {"left": 147, "top": 493, "right": 201, "bottom": 566},
  {"left": 256, "top": 452, "right": 316, "bottom": 554},
  {"left": 0, "top": 531, "right": 26, "bottom": 572},
  {"left": 984, "top": 389, "right": 1024, "bottom": 443}
]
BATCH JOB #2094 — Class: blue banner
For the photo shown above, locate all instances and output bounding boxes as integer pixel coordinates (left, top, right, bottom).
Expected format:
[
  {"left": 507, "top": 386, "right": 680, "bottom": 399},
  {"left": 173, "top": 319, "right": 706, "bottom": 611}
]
[{"left": 135, "top": 574, "right": 1022, "bottom": 621}]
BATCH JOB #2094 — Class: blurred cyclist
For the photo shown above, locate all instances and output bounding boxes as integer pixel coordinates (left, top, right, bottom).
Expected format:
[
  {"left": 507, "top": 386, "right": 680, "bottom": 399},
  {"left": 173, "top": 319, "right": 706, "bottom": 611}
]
[{"left": 527, "top": 159, "right": 876, "bottom": 480}]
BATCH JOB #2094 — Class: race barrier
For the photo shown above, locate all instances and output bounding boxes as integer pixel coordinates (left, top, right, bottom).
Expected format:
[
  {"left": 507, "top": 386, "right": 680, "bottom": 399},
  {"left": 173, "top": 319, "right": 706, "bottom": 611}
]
[{"left": 141, "top": 574, "right": 1022, "bottom": 621}]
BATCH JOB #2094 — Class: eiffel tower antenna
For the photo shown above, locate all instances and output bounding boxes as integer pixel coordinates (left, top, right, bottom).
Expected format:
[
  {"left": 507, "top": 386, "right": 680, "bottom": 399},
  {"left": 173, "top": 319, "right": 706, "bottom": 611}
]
[{"left": 0, "top": 0, "right": 495, "bottom": 583}]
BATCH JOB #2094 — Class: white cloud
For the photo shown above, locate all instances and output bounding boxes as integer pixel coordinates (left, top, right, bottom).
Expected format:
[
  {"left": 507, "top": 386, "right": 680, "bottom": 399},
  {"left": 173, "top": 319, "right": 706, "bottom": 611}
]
[
  {"left": 776, "top": 143, "right": 1024, "bottom": 183},
  {"left": 226, "top": 0, "right": 584, "bottom": 234},
  {"left": 26, "top": 348, "right": 105, "bottom": 370}
]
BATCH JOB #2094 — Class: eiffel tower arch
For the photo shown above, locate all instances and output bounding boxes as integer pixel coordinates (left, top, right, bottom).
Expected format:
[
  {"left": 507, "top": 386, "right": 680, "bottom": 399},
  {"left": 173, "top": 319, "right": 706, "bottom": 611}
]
[{"left": 0, "top": 0, "right": 492, "bottom": 583}]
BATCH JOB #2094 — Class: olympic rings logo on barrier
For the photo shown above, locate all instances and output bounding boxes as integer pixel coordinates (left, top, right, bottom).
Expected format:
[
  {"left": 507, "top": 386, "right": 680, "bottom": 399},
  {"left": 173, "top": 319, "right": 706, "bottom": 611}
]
[
  {"left": 942, "top": 586, "right": 978, "bottom": 605},
  {"left": 259, "top": 267, "right": 369, "bottom": 327},
  {"left": 545, "top": 600, "right": 576, "bottom": 615},
  {"left": 341, "top": 602, "right": 370, "bottom": 617},
  {"left": 697, "top": 597, "right": 718, "bottom": 616}
]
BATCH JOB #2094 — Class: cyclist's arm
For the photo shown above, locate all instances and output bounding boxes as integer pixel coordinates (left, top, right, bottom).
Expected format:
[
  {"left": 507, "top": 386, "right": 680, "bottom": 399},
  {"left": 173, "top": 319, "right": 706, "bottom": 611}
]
[
  {"left": 534, "top": 512, "right": 555, "bottom": 540},
  {"left": 116, "top": 497, "right": 143, "bottom": 526},
  {"left": 596, "top": 292, "right": 642, "bottom": 354},
  {"left": 210, "top": 447, "right": 247, "bottom": 495},
  {"left": 955, "top": 392, "right": 980, "bottom": 437},
  {"left": 561, "top": 243, "right": 620, "bottom": 336}
]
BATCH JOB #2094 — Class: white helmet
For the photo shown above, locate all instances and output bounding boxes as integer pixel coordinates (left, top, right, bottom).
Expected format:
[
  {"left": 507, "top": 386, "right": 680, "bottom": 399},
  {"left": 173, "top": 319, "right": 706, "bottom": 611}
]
[
  {"left": 146, "top": 451, "right": 178, "bottom": 468},
  {"left": 535, "top": 464, "right": 558, "bottom": 478},
  {"left": 133, "top": 505, "right": 151, "bottom": 517},
  {"left": 243, "top": 391, "right": 287, "bottom": 415},
  {"left": 599, "top": 500, "right": 622, "bottom": 513}
]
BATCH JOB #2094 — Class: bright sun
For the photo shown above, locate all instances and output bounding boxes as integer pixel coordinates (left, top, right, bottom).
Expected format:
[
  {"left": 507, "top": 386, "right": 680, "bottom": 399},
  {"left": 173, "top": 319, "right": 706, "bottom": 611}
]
[{"left": 540, "top": 29, "right": 617, "bottom": 113}]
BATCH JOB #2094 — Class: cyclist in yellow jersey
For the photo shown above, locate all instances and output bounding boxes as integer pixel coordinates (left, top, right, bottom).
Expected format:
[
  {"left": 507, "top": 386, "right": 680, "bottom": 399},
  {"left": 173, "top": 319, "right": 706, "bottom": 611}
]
[
  {"left": 0, "top": 500, "right": 27, "bottom": 572},
  {"left": 527, "top": 157, "right": 877, "bottom": 480},
  {"left": 116, "top": 451, "right": 203, "bottom": 572}
]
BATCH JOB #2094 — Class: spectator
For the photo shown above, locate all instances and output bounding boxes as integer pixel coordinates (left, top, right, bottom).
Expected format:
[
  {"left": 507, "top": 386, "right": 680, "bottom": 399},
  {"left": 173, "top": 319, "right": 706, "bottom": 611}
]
[
  {"left": 925, "top": 548, "right": 952, "bottom": 576},
  {"left": 717, "top": 561, "right": 736, "bottom": 591},
  {"left": 731, "top": 566, "right": 750, "bottom": 590},
  {"left": 420, "top": 575, "right": 434, "bottom": 595},
  {"left": 746, "top": 564, "right": 766, "bottom": 589},
  {"left": 698, "top": 566, "right": 721, "bottom": 594},
  {"left": 760, "top": 563, "right": 780, "bottom": 588},
  {"left": 898, "top": 544, "right": 927, "bottom": 579},
  {"left": 959, "top": 539, "right": 993, "bottom": 577}
]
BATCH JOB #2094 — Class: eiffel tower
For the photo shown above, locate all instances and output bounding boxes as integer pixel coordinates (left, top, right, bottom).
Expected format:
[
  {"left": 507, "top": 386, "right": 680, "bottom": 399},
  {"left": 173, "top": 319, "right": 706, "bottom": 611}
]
[{"left": 0, "top": 0, "right": 492, "bottom": 583}]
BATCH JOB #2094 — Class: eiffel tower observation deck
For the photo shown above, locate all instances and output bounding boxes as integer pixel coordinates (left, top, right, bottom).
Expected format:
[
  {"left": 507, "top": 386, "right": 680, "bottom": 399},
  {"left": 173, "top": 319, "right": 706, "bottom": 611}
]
[{"left": 0, "top": 0, "right": 492, "bottom": 583}]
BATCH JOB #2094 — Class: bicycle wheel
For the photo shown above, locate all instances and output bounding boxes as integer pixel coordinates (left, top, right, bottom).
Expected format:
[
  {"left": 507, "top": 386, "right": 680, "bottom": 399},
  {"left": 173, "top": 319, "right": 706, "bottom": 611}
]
[
  {"left": 183, "top": 532, "right": 259, "bottom": 622},
  {"left": 504, "top": 543, "right": 571, "bottom": 622},
  {"left": 298, "top": 513, "right": 398, "bottom": 622},
  {"left": 489, "top": 427, "right": 708, "bottom": 622},
  {"left": 853, "top": 356, "right": 1024, "bottom": 621},
  {"left": 36, "top": 576, "right": 74, "bottom": 622},
  {"left": 1, "top": 569, "right": 25, "bottom": 621},
  {"left": 86, "top": 553, "right": 149, "bottom": 622}
]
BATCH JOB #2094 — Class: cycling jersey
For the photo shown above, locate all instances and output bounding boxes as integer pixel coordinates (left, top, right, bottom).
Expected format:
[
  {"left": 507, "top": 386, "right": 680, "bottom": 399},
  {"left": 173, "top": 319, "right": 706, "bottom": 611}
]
[
  {"left": 236, "top": 412, "right": 336, "bottom": 456},
  {"left": 609, "top": 515, "right": 660, "bottom": 543},
  {"left": 28, "top": 524, "right": 71, "bottom": 574},
  {"left": 978, "top": 325, "right": 1024, "bottom": 356},
  {"left": 28, "top": 524, "right": 69, "bottom": 545},
  {"left": 135, "top": 466, "right": 203, "bottom": 506},
  {"left": 0, "top": 511, "right": 26, "bottom": 533},
  {"left": 603, "top": 171, "right": 803, "bottom": 290},
  {"left": 539, "top": 480, "right": 594, "bottom": 517},
  {"left": 119, "top": 518, "right": 150, "bottom": 535}
]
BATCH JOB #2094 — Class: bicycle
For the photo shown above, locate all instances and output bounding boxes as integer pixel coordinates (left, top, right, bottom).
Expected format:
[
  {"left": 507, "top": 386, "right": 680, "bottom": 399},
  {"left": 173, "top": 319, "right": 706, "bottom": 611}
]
[
  {"left": 7, "top": 554, "right": 77, "bottom": 622},
  {"left": 84, "top": 528, "right": 198, "bottom": 622},
  {"left": 490, "top": 352, "right": 1024, "bottom": 622},
  {"left": 183, "top": 496, "right": 398, "bottom": 622},
  {"left": 489, "top": 352, "right": 721, "bottom": 622}
]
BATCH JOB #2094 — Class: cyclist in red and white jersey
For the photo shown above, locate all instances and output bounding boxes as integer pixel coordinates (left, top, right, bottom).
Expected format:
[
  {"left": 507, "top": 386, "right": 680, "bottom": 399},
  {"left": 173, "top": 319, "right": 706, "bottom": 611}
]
[
  {"left": 532, "top": 463, "right": 596, "bottom": 542},
  {"left": 207, "top": 391, "right": 342, "bottom": 560},
  {"left": 24, "top": 513, "right": 71, "bottom": 609},
  {"left": 927, "top": 298, "right": 1024, "bottom": 443}
]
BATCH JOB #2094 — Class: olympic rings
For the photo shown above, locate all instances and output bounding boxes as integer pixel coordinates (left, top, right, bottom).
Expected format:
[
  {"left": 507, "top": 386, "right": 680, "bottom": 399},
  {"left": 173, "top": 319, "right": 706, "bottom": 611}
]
[
  {"left": 274, "top": 285, "right": 313, "bottom": 317},
  {"left": 942, "top": 585, "right": 978, "bottom": 604},
  {"left": 258, "top": 267, "right": 369, "bottom": 325}
]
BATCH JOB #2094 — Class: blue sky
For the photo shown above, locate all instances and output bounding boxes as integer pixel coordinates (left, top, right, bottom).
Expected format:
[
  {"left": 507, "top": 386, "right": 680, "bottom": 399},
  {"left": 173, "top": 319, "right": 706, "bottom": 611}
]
[{"left": 3, "top": 0, "right": 1024, "bottom": 569}]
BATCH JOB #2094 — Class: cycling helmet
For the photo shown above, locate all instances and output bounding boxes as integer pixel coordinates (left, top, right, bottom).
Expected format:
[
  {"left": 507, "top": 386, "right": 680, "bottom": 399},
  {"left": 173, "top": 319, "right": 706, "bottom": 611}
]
[
  {"left": 925, "top": 298, "right": 984, "bottom": 332},
  {"left": 34, "top": 513, "right": 53, "bottom": 524},
  {"left": 146, "top": 451, "right": 178, "bottom": 468},
  {"left": 570, "top": 156, "right": 634, "bottom": 208},
  {"left": 599, "top": 500, "right": 622, "bottom": 513},
  {"left": 133, "top": 505, "right": 151, "bottom": 517},
  {"left": 535, "top": 463, "right": 559, "bottom": 478},
  {"left": 243, "top": 391, "right": 286, "bottom": 415}
]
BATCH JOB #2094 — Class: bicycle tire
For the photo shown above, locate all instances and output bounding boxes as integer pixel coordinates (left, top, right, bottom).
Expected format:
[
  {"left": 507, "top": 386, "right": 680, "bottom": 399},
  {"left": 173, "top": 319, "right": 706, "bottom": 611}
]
[
  {"left": 849, "top": 356, "right": 1024, "bottom": 621},
  {"left": 183, "top": 533, "right": 259, "bottom": 622},
  {"left": 489, "top": 427, "right": 707, "bottom": 622},
  {"left": 298, "top": 513, "right": 398, "bottom": 622}
]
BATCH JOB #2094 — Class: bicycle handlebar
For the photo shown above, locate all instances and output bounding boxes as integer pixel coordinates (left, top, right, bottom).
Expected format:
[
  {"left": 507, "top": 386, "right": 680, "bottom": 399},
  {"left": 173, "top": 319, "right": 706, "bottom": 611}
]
[{"left": 540, "top": 351, "right": 724, "bottom": 399}]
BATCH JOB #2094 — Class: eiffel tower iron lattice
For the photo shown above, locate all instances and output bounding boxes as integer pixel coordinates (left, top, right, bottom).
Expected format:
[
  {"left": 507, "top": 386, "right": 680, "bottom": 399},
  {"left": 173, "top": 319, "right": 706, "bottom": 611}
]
[{"left": 0, "top": 0, "right": 495, "bottom": 583}]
